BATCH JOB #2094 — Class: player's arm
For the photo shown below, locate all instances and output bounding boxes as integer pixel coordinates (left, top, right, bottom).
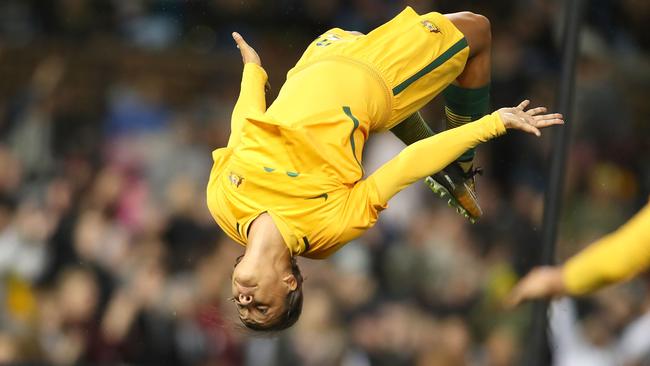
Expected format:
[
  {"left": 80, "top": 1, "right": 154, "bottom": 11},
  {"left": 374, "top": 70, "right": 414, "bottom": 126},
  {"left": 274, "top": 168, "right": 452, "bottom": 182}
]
[
  {"left": 367, "top": 100, "right": 563, "bottom": 203},
  {"left": 506, "top": 202, "right": 650, "bottom": 307},
  {"left": 227, "top": 32, "right": 269, "bottom": 148}
]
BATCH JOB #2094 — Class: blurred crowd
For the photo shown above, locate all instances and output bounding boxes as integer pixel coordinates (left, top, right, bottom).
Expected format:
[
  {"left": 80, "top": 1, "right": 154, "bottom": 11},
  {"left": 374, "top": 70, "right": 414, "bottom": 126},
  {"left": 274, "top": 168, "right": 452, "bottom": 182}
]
[{"left": 0, "top": 0, "right": 649, "bottom": 365}]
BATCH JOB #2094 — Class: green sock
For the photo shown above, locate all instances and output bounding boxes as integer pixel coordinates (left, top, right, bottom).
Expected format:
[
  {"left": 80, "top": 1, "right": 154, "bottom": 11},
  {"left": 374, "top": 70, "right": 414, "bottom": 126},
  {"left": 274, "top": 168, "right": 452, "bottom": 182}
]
[
  {"left": 389, "top": 111, "right": 434, "bottom": 146},
  {"left": 443, "top": 84, "right": 490, "bottom": 168}
]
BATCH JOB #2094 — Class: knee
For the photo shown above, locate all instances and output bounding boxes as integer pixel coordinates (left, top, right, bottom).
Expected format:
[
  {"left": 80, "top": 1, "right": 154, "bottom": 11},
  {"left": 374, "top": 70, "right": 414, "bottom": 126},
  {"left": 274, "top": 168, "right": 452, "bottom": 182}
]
[
  {"left": 462, "top": 11, "right": 491, "bottom": 42},
  {"left": 447, "top": 11, "right": 491, "bottom": 53},
  {"left": 472, "top": 13, "right": 491, "bottom": 33}
]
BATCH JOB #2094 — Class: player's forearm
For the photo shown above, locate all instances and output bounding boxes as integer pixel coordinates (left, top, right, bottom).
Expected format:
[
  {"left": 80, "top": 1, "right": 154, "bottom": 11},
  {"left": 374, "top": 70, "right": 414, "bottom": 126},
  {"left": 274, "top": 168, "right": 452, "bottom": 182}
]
[
  {"left": 227, "top": 63, "right": 268, "bottom": 147},
  {"left": 238, "top": 63, "right": 268, "bottom": 112},
  {"left": 563, "top": 202, "right": 650, "bottom": 295},
  {"left": 369, "top": 111, "right": 505, "bottom": 203}
]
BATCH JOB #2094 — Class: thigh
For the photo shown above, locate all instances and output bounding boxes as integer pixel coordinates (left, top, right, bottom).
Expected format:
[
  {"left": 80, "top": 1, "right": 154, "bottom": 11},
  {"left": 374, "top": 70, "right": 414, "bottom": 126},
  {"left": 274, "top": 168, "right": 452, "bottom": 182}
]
[{"left": 383, "top": 12, "right": 470, "bottom": 129}]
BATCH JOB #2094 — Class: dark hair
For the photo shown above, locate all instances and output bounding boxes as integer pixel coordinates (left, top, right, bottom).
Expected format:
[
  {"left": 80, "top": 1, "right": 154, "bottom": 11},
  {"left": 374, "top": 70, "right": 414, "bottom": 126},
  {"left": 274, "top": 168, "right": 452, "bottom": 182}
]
[{"left": 234, "top": 255, "right": 304, "bottom": 332}]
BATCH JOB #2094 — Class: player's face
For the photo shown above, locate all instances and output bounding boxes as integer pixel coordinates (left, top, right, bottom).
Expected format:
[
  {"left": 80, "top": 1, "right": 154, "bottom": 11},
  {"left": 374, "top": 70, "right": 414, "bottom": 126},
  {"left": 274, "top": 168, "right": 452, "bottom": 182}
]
[{"left": 231, "top": 263, "right": 290, "bottom": 326}]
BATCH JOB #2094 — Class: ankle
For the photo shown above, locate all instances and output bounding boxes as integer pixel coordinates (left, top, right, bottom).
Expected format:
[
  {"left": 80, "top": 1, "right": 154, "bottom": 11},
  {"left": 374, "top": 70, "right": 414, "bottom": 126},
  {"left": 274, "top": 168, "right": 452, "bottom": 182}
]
[{"left": 458, "top": 160, "right": 473, "bottom": 173}]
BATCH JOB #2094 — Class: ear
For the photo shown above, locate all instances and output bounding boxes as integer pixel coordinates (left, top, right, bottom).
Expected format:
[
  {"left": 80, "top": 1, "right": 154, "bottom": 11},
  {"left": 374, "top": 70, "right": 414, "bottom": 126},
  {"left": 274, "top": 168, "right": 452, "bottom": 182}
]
[{"left": 282, "top": 274, "right": 298, "bottom": 291}]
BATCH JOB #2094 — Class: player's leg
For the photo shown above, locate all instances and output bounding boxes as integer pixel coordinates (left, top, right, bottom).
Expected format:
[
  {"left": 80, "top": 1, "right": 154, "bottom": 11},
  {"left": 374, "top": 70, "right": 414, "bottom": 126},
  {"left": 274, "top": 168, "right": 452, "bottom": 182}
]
[
  {"left": 389, "top": 111, "right": 433, "bottom": 146},
  {"left": 390, "top": 12, "right": 492, "bottom": 221},
  {"left": 443, "top": 11, "right": 492, "bottom": 166},
  {"left": 426, "top": 12, "right": 492, "bottom": 221}
]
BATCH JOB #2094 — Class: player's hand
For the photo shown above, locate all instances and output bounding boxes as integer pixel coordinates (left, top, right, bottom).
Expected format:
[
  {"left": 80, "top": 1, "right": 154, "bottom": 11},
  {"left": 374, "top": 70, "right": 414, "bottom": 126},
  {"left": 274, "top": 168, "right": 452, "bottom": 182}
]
[
  {"left": 232, "top": 32, "right": 270, "bottom": 92},
  {"left": 232, "top": 31, "right": 262, "bottom": 66},
  {"left": 504, "top": 266, "right": 567, "bottom": 308},
  {"left": 497, "top": 100, "right": 564, "bottom": 137}
]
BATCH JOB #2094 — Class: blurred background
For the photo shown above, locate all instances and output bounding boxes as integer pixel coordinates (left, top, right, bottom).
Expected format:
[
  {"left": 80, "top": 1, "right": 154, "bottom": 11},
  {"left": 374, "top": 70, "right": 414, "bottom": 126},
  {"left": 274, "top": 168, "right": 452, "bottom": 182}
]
[{"left": 0, "top": 0, "right": 648, "bottom": 365}]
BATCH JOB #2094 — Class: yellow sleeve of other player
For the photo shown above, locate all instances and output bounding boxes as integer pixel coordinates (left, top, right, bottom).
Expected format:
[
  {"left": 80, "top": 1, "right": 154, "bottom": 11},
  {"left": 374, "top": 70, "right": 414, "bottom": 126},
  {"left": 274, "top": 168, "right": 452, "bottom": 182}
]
[
  {"left": 563, "top": 202, "right": 650, "bottom": 295},
  {"left": 366, "top": 111, "right": 506, "bottom": 204},
  {"left": 227, "top": 63, "right": 268, "bottom": 148}
]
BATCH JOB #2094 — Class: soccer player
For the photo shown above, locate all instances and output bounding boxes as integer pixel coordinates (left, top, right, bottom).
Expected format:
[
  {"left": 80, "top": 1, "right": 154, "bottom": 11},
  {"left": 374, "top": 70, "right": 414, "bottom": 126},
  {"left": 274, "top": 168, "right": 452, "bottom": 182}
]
[
  {"left": 206, "top": 7, "right": 564, "bottom": 331},
  {"left": 506, "top": 202, "right": 650, "bottom": 306}
]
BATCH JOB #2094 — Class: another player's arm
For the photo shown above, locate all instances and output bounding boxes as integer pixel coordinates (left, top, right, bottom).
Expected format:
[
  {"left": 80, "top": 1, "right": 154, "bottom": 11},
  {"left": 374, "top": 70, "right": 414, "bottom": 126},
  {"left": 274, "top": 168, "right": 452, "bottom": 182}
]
[
  {"left": 506, "top": 202, "right": 650, "bottom": 307},
  {"left": 227, "top": 32, "right": 269, "bottom": 148},
  {"left": 368, "top": 100, "right": 563, "bottom": 203}
]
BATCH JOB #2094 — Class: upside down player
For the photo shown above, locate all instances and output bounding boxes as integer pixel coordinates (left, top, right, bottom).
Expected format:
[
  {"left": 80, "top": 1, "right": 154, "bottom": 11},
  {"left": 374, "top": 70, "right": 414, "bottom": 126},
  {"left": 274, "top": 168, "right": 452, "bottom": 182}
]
[{"left": 206, "top": 7, "right": 564, "bottom": 331}]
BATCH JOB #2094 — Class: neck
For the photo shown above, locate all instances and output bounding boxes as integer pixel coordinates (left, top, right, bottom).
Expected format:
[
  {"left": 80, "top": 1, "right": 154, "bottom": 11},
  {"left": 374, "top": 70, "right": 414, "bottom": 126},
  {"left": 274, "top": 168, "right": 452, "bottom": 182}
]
[{"left": 245, "top": 213, "right": 291, "bottom": 268}]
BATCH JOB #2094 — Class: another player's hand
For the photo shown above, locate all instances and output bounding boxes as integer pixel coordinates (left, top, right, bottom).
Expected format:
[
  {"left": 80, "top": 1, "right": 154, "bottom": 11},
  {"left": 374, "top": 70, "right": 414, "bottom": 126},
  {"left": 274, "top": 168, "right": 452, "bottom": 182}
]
[
  {"left": 232, "top": 31, "right": 262, "bottom": 66},
  {"left": 497, "top": 100, "right": 564, "bottom": 137},
  {"left": 504, "top": 266, "right": 567, "bottom": 308}
]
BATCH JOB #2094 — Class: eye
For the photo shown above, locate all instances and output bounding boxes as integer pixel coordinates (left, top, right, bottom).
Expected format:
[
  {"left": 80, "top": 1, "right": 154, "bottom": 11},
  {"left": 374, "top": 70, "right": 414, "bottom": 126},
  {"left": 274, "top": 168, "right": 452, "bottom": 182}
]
[{"left": 257, "top": 306, "right": 268, "bottom": 314}]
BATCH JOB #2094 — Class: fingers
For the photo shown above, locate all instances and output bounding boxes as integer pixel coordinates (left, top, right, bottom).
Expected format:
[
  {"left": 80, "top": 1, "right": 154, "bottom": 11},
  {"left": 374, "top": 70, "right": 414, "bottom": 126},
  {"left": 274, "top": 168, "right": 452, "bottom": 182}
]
[
  {"left": 521, "top": 103, "right": 564, "bottom": 127},
  {"left": 516, "top": 99, "right": 530, "bottom": 111},
  {"left": 503, "top": 270, "right": 542, "bottom": 309},
  {"left": 504, "top": 267, "right": 566, "bottom": 310},
  {"left": 232, "top": 31, "right": 262, "bottom": 66},
  {"left": 520, "top": 110, "right": 564, "bottom": 135},
  {"left": 525, "top": 106, "right": 547, "bottom": 116},
  {"left": 533, "top": 113, "right": 563, "bottom": 121},
  {"left": 504, "top": 285, "right": 525, "bottom": 309},
  {"left": 232, "top": 32, "right": 248, "bottom": 50},
  {"left": 504, "top": 274, "right": 541, "bottom": 309},
  {"left": 532, "top": 113, "right": 564, "bottom": 128},
  {"left": 520, "top": 122, "right": 541, "bottom": 137},
  {"left": 533, "top": 119, "right": 564, "bottom": 128}
]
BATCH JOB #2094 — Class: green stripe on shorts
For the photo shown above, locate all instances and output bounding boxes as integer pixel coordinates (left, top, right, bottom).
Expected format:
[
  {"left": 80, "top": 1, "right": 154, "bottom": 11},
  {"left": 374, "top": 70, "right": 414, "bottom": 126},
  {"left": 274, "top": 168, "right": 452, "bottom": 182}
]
[{"left": 392, "top": 37, "right": 468, "bottom": 95}]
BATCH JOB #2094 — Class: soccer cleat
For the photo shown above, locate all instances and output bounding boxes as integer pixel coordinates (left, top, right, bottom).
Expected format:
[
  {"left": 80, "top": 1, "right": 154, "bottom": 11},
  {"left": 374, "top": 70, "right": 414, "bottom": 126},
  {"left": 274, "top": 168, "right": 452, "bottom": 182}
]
[{"left": 425, "top": 163, "right": 483, "bottom": 223}]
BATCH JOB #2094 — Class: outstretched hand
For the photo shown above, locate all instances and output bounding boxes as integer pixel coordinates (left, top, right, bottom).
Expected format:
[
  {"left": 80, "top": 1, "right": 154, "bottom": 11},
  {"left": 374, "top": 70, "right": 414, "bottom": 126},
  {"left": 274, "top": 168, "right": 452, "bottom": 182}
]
[
  {"left": 497, "top": 100, "right": 564, "bottom": 137},
  {"left": 504, "top": 266, "right": 567, "bottom": 309},
  {"left": 232, "top": 32, "right": 261, "bottom": 66},
  {"left": 232, "top": 32, "right": 270, "bottom": 92}
]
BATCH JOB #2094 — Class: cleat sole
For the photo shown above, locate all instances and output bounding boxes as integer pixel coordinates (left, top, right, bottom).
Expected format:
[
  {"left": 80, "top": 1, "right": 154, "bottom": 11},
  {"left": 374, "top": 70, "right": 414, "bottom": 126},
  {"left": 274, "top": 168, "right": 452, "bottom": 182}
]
[{"left": 425, "top": 177, "right": 476, "bottom": 224}]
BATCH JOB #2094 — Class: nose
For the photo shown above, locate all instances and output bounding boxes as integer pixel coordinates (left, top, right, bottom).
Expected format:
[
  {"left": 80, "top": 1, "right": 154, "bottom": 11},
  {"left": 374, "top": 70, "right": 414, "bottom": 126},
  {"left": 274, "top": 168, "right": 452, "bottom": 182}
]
[
  {"left": 238, "top": 293, "right": 253, "bottom": 305},
  {"left": 235, "top": 275, "right": 257, "bottom": 288}
]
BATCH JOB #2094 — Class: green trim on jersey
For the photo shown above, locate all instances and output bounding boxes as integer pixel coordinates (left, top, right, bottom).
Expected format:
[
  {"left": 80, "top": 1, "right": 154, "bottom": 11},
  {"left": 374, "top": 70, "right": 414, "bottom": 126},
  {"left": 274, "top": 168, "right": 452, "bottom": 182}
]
[{"left": 342, "top": 106, "right": 364, "bottom": 174}]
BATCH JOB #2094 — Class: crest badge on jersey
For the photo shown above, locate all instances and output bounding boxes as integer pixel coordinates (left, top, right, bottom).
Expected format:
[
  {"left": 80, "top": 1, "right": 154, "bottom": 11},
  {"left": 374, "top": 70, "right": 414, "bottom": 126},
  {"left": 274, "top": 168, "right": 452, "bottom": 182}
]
[
  {"left": 421, "top": 20, "right": 440, "bottom": 33},
  {"left": 229, "top": 172, "right": 244, "bottom": 188}
]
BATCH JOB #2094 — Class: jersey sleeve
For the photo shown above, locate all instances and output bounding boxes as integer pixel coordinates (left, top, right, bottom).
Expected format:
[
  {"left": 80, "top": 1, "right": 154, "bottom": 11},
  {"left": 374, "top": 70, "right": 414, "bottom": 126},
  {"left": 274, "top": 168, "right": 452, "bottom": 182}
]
[
  {"left": 227, "top": 63, "right": 268, "bottom": 148},
  {"left": 563, "top": 202, "right": 650, "bottom": 295},
  {"left": 366, "top": 111, "right": 506, "bottom": 204}
]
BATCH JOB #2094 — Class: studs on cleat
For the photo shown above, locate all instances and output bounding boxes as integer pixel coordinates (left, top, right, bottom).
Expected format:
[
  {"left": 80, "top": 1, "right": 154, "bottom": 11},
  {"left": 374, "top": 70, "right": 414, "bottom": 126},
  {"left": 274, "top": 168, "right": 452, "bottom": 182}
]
[{"left": 424, "top": 177, "right": 476, "bottom": 223}]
